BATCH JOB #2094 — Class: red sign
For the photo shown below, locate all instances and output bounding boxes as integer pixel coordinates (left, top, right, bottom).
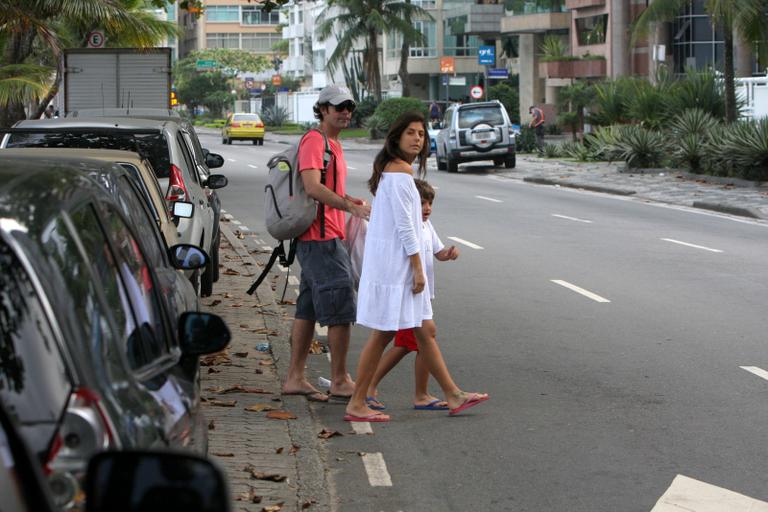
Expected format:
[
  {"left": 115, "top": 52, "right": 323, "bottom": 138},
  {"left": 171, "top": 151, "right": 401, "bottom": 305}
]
[
  {"left": 470, "top": 85, "right": 484, "bottom": 99},
  {"left": 440, "top": 57, "right": 455, "bottom": 74},
  {"left": 271, "top": 75, "right": 282, "bottom": 86}
]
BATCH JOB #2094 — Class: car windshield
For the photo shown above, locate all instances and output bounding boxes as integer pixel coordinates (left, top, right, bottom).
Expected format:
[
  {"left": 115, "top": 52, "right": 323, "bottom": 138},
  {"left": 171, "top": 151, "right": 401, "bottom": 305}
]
[
  {"left": 5, "top": 132, "right": 172, "bottom": 178},
  {"left": 233, "top": 114, "right": 261, "bottom": 122},
  {"left": 457, "top": 107, "right": 505, "bottom": 129}
]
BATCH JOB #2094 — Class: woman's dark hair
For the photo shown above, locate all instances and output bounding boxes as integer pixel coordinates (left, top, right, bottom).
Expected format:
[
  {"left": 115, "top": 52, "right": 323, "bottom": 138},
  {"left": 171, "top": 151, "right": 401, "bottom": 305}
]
[{"left": 368, "top": 111, "right": 429, "bottom": 195}]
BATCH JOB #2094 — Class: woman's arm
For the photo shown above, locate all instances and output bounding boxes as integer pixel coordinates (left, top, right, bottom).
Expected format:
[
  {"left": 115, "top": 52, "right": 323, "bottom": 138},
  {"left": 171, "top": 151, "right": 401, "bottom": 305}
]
[{"left": 409, "top": 254, "right": 425, "bottom": 293}]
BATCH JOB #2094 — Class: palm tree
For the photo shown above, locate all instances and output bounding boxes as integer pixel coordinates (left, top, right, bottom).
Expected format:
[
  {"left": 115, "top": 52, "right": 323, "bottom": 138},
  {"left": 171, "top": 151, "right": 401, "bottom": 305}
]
[
  {"left": 317, "top": 0, "right": 430, "bottom": 101},
  {"left": 0, "top": 0, "right": 178, "bottom": 126},
  {"left": 632, "top": 0, "right": 768, "bottom": 123},
  {"left": 397, "top": 0, "right": 434, "bottom": 98}
]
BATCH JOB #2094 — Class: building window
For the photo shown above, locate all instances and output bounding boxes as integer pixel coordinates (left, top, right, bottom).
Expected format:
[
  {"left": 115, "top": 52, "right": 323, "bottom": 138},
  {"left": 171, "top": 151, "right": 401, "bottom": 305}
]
[
  {"left": 671, "top": 0, "right": 724, "bottom": 74},
  {"left": 386, "top": 20, "right": 437, "bottom": 58},
  {"left": 206, "top": 33, "right": 239, "bottom": 49},
  {"left": 242, "top": 5, "right": 280, "bottom": 25},
  {"left": 575, "top": 14, "right": 608, "bottom": 45},
  {"left": 443, "top": 17, "right": 479, "bottom": 57},
  {"left": 313, "top": 50, "right": 325, "bottom": 72},
  {"left": 205, "top": 5, "right": 239, "bottom": 22},
  {"left": 298, "top": 10, "right": 303, "bottom": 23},
  {"left": 241, "top": 33, "right": 282, "bottom": 52},
  {"left": 410, "top": 0, "right": 436, "bottom": 6}
]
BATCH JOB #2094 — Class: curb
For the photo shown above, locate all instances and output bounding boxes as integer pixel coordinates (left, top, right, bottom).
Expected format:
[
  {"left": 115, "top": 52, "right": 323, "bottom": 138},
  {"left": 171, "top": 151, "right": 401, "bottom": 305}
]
[
  {"left": 691, "top": 201, "right": 763, "bottom": 219},
  {"left": 522, "top": 176, "right": 637, "bottom": 196},
  {"left": 216, "top": 222, "right": 334, "bottom": 511}
]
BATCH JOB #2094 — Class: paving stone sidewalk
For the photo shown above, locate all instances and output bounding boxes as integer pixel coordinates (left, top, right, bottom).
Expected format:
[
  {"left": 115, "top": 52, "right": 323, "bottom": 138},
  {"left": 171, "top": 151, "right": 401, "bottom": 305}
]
[{"left": 199, "top": 222, "right": 331, "bottom": 512}]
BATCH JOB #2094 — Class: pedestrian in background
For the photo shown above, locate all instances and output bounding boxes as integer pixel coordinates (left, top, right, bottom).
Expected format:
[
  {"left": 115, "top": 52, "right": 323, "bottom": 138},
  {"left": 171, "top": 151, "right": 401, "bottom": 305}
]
[
  {"left": 364, "top": 179, "right": 460, "bottom": 412},
  {"left": 281, "top": 85, "right": 371, "bottom": 403},
  {"left": 43, "top": 105, "right": 54, "bottom": 119},
  {"left": 429, "top": 101, "right": 441, "bottom": 128},
  {"left": 345, "top": 111, "right": 489, "bottom": 422},
  {"left": 529, "top": 105, "right": 545, "bottom": 151}
]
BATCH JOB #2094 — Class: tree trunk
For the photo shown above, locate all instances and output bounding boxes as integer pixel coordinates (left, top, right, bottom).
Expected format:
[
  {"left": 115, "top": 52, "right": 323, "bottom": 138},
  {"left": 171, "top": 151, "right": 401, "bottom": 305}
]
[
  {"left": 723, "top": 24, "right": 737, "bottom": 124},
  {"left": 369, "top": 30, "right": 382, "bottom": 102},
  {"left": 32, "top": 57, "right": 63, "bottom": 119},
  {"left": 398, "top": 0, "right": 412, "bottom": 98}
]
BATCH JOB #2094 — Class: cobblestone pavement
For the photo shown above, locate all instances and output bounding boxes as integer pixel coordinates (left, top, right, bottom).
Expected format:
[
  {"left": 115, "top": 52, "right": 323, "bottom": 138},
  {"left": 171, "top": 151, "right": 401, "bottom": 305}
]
[{"left": 200, "top": 222, "right": 331, "bottom": 512}]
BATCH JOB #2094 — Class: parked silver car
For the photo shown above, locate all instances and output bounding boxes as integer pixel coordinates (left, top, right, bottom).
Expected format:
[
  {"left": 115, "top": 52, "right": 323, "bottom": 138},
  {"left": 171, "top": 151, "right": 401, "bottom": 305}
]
[
  {"left": 434, "top": 100, "right": 516, "bottom": 172},
  {"left": 2, "top": 118, "right": 227, "bottom": 295}
]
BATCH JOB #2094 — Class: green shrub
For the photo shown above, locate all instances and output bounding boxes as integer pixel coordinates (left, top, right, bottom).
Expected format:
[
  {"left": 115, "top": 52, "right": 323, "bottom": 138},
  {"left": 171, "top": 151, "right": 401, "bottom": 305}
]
[
  {"left": 516, "top": 126, "right": 537, "bottom": 153},
  {"left": 560, "top": 141, "right": 591, "bottom": 161},
  {"left": 616, "top": 125, "right": 668, "bottom": 168},
  {"left": 584, "top": 125, "right": 626, "bottom": 162},
  {"left": 352, "top": 96, "right": 378, "bottom": 128},
  {"left": 366, "top": 97, "right": 428, "bottom": 138},
  {"left": 488, "top": 82, "right": 520, "bottom": 123},
  {"left": 590, "top": 78, "right": 634, "bottom": 126},
  {"left": 625, "top": 80, "right": 667, "bottom": 130},
  {"left": 261, "top": 105, "right": 289, "bottom": 127},
  {"left": 669, "top": 109, "right": 719, "bottom": 173},
  {"left": 542, "top": 143, "right": 561, "bottom": 158},
  {"left": 718, "top": 119, "right": 768, "bottom": 181},
  {"left": 667, "top": 67, "right": 729, "bottom": 120}
]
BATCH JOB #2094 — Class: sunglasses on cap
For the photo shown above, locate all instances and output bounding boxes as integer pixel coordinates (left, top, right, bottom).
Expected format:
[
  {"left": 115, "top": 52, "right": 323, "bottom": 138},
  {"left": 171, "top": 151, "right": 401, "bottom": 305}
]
[{"left": 332, "top": 101, "right": 356, "bottom": 113}]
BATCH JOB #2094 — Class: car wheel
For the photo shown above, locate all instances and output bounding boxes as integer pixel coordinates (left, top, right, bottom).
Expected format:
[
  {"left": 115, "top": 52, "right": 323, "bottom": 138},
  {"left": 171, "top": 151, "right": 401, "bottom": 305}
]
[
  {"left": 505, "top": 154, "right": 516, "bottom": 169},
  {"left": 436, "top": 155, "right": 446, "bottom": 171},
  {"left": 493, "top": 158, "right": 503, "bottom": 167},
  {"left": 221, "top": 137, "right": 226, "bottom": 144},
  {"left": 447, "top": 157, "right": 458, "bottom": 173},
  {"left": 252, "top": 139, "right": 258, "bottom": 145},
  {"left": 258, "top": 139, "right": 264, "bottom": 146}
]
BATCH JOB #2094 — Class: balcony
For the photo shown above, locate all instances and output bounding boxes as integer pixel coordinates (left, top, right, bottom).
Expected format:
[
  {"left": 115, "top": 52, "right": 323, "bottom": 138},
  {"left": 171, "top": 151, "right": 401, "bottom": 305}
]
[
  {"left": 565, "top": 0, "right": 605, "bottom": 9},
  {"left": 539, "top": 57, "right": 606, "bottom": 78},
  {"left": 444, "top": 2, "right": 504, "bottom": 35},
  {"left": 281, "top": 24, "right": 304, "bottom": 39},
  {"left": 501, "top": 11, "right": 570, "bottom": 34}
]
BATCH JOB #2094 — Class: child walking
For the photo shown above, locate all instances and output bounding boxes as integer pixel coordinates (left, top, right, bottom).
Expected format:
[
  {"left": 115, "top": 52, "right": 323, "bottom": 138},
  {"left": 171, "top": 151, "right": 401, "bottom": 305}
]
[{"left": 365, "top": 179, "right": 459, "bottom": 411}]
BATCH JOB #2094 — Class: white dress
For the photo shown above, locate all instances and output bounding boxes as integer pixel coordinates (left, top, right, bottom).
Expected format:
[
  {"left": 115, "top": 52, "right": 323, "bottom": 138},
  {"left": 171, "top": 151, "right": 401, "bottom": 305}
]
[{"left": 356, "top": 173, "right": 432, "bottom": 331}]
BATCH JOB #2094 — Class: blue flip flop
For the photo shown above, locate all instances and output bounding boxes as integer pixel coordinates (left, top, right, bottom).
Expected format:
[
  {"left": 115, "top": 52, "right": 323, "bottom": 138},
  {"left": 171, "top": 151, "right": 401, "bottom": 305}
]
[
  {"left": 414, "top": 399, "right": 449, "bottom": 410},
  {"left": 365, "top": 396, "right": 386, "bottom": 410}
]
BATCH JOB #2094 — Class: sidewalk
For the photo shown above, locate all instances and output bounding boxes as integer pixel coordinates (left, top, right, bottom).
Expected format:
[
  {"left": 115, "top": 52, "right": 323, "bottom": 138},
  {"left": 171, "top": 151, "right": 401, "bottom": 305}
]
[{"left": 200, "top": 222, "right": 331, "bottom": 512}]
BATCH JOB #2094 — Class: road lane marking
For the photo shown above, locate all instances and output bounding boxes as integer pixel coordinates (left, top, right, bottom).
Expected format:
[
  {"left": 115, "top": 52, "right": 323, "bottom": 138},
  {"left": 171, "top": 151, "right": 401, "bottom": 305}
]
[
  {"left": 661, "top": 238, "right": 723, "bottom": 253},
  {"left": 476, "top": 195, "right": 502, "bottom": 203},
  {"left": 227, "top": 158, "right": 236, "bottom": 162},
  {"left": 248, "top": 164, "right": 258, "bottom": 169},
  {"left": 651, "top": 474, "right": 768, "bottom": 511},
  {"left": 288, "top": 276, "right": 300, "bottom": 285},
  {"left": 551, "top": 280, "right": 611, "bottom": 303},
  {"left": 232, "top": 219, "right": 241, "bottom": 225},
  {"left": 221, "top": 209, "right": 227, "bottom": 214},
  {"left": 239, "top": 226, "right": 249, "bottom": 231},
  {"left": 351, "top": 422, "right": 373, "bottom": 435},
  {"left": 740, "top": 366, "right": 768, "bottom": 382},
  {"left": 316, "top": 325, "right": 328, "bottom": 337},
  {"left": 361, "top": 453, "right": 393, "bottom": 487},
  {"left": 224, "top": 213, "right": 234, "bottom": 220},
  {"left": 447, "top": 236, "right": 484, "bottom": 250},
  {"left": 347, "top": 166, "right": 357, "bottom": 170},
  {"left": 552, "top": 214, "right": 592, "bottom": 223}
]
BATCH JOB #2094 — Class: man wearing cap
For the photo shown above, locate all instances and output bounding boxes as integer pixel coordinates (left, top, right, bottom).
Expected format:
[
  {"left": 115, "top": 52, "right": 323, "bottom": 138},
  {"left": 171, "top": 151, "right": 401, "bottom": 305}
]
[{"left": 282, "top": 85, "right": 371, "bottom": 402}]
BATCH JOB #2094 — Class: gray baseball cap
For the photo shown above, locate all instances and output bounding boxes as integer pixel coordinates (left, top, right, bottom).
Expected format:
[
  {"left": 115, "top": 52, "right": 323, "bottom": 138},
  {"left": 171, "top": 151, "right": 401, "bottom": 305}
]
[{"left": 317, "top": 85, "right": 354, "bottom": 106}]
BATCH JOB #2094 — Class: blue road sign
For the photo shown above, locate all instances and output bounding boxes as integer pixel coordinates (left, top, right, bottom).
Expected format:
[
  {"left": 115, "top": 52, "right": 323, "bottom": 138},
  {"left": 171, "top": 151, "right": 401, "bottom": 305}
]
[
  {"left": 478, "top": 46, "right": 495, "bottom": 66},
  {"left": 488, "top": 68, "right": 510, "bottom": 79},
  {"left": 441, "top": 75, "right": 449, "bottom": 86}
]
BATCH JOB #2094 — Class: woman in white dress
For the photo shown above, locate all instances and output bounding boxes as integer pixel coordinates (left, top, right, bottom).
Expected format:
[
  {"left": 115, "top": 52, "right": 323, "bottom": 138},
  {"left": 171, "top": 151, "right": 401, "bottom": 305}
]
[{"left": 345, "top": 112, "right": 489, "bottom": 422}]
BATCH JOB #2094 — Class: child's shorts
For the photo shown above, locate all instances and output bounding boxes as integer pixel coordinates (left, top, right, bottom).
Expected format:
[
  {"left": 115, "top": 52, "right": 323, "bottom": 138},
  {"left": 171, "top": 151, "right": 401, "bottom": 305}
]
[{"left": 394, "top": 328, "right": 418, "bottom": 352}]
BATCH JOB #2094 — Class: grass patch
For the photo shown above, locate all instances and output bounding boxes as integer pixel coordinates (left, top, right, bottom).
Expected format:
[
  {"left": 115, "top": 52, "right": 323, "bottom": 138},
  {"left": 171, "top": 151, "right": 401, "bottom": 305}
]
[{"left": 267, "top": 127, "right": 370, "bottom": 138}]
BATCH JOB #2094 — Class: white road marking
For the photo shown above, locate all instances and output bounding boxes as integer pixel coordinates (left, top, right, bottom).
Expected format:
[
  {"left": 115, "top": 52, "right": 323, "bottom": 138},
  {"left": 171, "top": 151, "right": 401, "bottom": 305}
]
[
  {"left": 351, "top": 422, "right": 373, "bottom": 435},
  {"left": 255, "top": 238, "right": 264, "bottom": 244},
  {"left": 651, "top": 474, "right": 768, "bottom": 511},
  {"left": 232, "top": 219, "right": 241, "bottom": 225},
  {"left": 278, "top": 265, "right": 287, "bottom": 272},
  {"left": 316, "top": 325, "right": 328, "bottom": 337},
  {"left": 740, "top": 366, "right": 768, "bottom": 382},
  {"left": 239, "top": 226, "right": 249, "bottom": 231},
  {"left": 552, "top": 214, "right": 593, "bottom": 223},
  {"left": 248, "top": 164, "right": 258, "bottom": 169},
  {"left": 661, "top": 238, "right": 723, "bottom": 253},
  {"left": 227, "top": 158, "right": 236, "bottom": 162},
  {"left": 550, "top": 280, "right": 611, "bottom": 303},
  {"left": 224, "top": 213, "right": 234, "bottom": 220},
  {"left": 261, "top": 245, "right": 272, "bottom": 251},
  {"left": 476, "top": 195, "right": 503, "bottom": 203},
  {"left": 447, "top": 236, "right": 484, "bottom": 250},
  {"left": 221, "top": 209, "right": 227, "bottom": 214},
  {"left": 294, "top": 289, "right": 299, "bottom": 297},
  {"left": 288, "top": 276, "right": 300, "bottom": 285},
  {"left": 347, "top": 166, "right": 357, "bottom": 170},
  {"left": 361, "top": 453, "right": 393, "bottom": 487}
]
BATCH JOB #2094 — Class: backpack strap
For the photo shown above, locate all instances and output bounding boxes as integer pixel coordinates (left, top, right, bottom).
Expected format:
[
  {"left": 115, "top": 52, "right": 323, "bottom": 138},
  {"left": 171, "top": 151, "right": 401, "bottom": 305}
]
[
  {"left": 246, "top": 239, "right": 298, "bottom": 296},
  {"left": 313, "top": 129, "right": 333, "bottom": 239}
]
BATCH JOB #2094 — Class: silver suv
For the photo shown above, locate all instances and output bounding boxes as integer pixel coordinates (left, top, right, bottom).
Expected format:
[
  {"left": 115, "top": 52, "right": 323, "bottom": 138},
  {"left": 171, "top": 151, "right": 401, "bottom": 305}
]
[{"left": 435, "top": 100, "right": 516, "bottom": 172}]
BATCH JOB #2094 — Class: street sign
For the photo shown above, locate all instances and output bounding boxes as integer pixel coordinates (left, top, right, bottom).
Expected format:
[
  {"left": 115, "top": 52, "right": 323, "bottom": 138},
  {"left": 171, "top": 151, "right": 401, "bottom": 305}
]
[
  {"left": 196, "top": 59, "right": 217, "bottom": 71},
  {"left": 449, "top": 76, "right": 466, "bottom": 86},
  {"left": 271, "top": 75, "right": 282, "bottom": 86},
  {"left": 470, "top": 85, "right": 484, "bottom": 99},
  {"left": 440, "top": 57, "right": 455, "bottom": 74},
  {"left": 245, "top": 77, "right": 255, "bottom": 89},
  {"left": 86, "top": 31, "right": 106, "bottom": 49},
  {"left": 478, "top": 46, "right": 495, "bottom": 66},
  {"left": 441, "top": 75, "right": 449, "bottom": 86},
  {"left": 488, "top": 68, "right": 510, "bottom": 79}
]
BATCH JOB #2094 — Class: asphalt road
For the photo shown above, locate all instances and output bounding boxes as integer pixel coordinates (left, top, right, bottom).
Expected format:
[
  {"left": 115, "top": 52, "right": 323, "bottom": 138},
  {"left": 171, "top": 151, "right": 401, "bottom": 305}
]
[{"left": 200, "top": 132, "right": 768, "bottom": 512}]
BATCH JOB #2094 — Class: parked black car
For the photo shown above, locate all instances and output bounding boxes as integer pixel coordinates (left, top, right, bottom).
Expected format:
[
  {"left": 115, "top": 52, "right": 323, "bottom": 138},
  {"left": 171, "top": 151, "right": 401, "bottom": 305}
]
[{"left": 0, "top": 155, "right": 230, "bottom": 509}]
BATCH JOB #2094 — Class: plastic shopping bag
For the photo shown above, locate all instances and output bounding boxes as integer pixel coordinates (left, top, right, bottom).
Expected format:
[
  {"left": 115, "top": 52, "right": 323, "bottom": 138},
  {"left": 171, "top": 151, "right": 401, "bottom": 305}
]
[{"left": 344, "top": 214, "right": 367, "bottom": 290}]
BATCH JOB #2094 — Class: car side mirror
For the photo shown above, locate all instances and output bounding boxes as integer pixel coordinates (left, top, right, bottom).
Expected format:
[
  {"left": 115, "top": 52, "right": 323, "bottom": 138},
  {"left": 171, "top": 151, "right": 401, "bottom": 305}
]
[
  {"left": 206, "top": 174, "right": 227, "bottom": 189},
  {"left": 169, "top": 244, "right": 208, "bottom": 270},
  {"left": 173, "top": 201, "right": 194, "bottom": 219},
  {"left": 178, "top": 312, "right": 230, "bottom": 356},
  {"left": 85, "top": 450, "right": 230, "bottom": 512},
  {"left": 206, "top": 152, "right": 224, "bottom": 169}
]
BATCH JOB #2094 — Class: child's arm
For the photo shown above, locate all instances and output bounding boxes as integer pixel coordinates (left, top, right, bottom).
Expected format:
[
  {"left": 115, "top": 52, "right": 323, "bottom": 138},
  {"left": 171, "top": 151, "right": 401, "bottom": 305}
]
[{"left": 435, "top": 245, "right": 459, "bottom": 261}]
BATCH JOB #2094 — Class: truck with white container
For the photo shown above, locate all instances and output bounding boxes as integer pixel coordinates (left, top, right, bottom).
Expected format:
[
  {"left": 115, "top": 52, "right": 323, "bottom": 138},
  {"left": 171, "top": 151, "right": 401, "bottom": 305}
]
[{"left": 63, "top": 48, "right": 172, "bottom": 116}]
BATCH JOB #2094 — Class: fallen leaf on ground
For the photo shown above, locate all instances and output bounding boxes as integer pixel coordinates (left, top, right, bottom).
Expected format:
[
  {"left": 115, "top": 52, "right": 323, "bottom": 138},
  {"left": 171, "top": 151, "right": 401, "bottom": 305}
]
[
  {"left": 236, "top": 232, "right": 245, "bottom": 239},
  {"left": 277, "top": 299, "right": 296, "bottom": 305},
  {"left": 235, "top": 489, "right": 262, "bottom": 504},
  {"left": 309, "top": 340, "right": 323, "bottom": 354},
  {"left": 275, "top": 447, "right": 284, "bottom": 454},
  {"left": 223, "top": 293, "right": 233, "bottom": 298},
  {"left": 207, "top": 367, "right": 221, "bottom": 374},
  {"left": 318, "top": 429, "right": 342, "bottom": 439},
  {"left": 259, "top": 360, "right": 274, "bottom": 366},
  {"left": 289, "top": 444, "right": 300, "bottom": 455},
  {"left": 266, "top": 410, "right": 297, "bottom": 420},
  {"left": 211, "top": 452, "right": 234, "bottom": 457},
  {"left": 239, "top": 323, "right": 250, "bottom": 328},
  {"left": 243, "top": 464, "right": 287, "bottom": 482},
  {"left": 230, "top": 304, "right": 242, "bottom": 308},
  {"left": 245, "top": 404, "right": 275, "bottom": 412},
  {"left": 200, "top": 353, "right": 231, "bottom": 366},
  {"left": 302, "top": 500, "right": 318, "bottom": 509},
  {"left": 214, "top": 384, "right": 271, "bottom": 395},
  {"left": 207, "top": 399, "right": 237, "bottom": 407},
  {"left": 243, "top": 261, "right": 254, "bottom": 266},
  {"left": 208, "top": 419, "right": 215, "bottom": 430},
  {"left": 208, "top": 299, "right": 221, "bottom": 307},
  {"left": 262, "top": 503, "right": 284, "bottom": 512},
  {"left": 233, "top": 351, "right": 249, "bottom": 358}
]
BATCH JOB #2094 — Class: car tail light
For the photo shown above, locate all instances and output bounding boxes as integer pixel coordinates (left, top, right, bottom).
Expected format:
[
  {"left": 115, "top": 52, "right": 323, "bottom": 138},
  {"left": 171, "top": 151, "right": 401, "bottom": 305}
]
[
  {"left": 231, "top": 122, "right": 241, "bottom": 128},
  {"left": 166, "top": 164, "right": 188, "bottom": 204},
  {"left": 45, "top": 387, "right": 119, "bottom": 509},
  {"left": 255, "top": 122, "right": 264, "bottom": 128}
]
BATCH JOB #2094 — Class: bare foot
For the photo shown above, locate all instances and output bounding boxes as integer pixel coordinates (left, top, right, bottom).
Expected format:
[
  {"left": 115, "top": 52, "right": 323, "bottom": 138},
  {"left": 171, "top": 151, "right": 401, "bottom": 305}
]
[
  {"left": 414, "top": 394, "right": 448, "bottom": 408},
  {"left": 282, "top": 379, "right": 327, "bottom": 400},
  {"left": 330, "top": 373, "right": 355, "bottom": 397},
  {"left": 446, "top": 391, "right": 489, "bottom": 411}
]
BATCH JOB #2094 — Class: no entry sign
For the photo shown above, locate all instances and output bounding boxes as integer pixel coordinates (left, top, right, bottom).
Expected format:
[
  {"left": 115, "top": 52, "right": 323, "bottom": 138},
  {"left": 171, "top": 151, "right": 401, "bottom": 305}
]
[{"left": 470, "top": 85, "right": 484, "bottom": 100}]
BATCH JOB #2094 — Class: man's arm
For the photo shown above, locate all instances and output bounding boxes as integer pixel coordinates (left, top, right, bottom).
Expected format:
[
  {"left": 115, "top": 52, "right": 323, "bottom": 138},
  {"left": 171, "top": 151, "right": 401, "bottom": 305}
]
[{"left": 301, "top": 169, "right": 370, "bottom": 219}]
